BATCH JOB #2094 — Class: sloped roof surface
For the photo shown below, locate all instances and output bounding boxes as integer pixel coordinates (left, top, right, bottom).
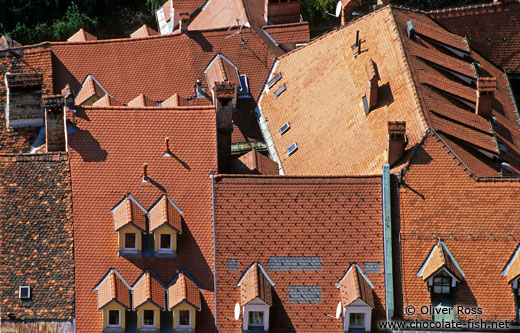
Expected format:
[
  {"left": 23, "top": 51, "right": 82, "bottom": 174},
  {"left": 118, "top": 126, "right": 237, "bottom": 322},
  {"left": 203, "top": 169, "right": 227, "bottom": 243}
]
[
  {"left": 149, "top": 195, "right": 183, "bottom": 233},
  {"left": 505, "top": 246, "right": 520, "bottom": 283},
  {"left": 128, "top": 93, "right": 157, "bottom": 107},
  {"left": 96, "top": 271, "right": 131, "bottom": 309},
  {"left": 232, "top": 149, "right": 279, "bottom": 175},
  {"left": 74, "top": 75, "right": 105, "bottom": 105},
  {"left": 0, "top": 154, "right": 74, "bottom": 320},
  {"left": 67, "top": 29, "right": 97, "bottom": 42},
  {"left": 205, "top": 54, "right": 241, "bottom": 91},
  {"left": 168, "top": 272, "right": 201, "bottom": 310},
  {"left": 239, "top": 263, "right": 273, "bottom": 306},
  {"left": 132, "top": 271, "right": 165, "bottom": 309},
  {"left": 338, "top": 265, "right": 374, "bottom": 308},
  {"left": 189, "top": 0, "right": 248, "bottom": 31},
  {"left": 213, "top": 175, "right": 385, "bottom": 331},
  {"left": 112, "top": 196, "right": 147, "bottom": 232},
  {"left": 130, "top": 25, "right": 159, "bottom": 39},
  {"left": 397, "top": 132, "right": 520, "bottom": 321},
  {"left": 420, "top": 241, "right": 463, "bottom": 281},
  {"left": 262, "top": 22, "right": 310, "bottom": 45},
  {"left": 68, "top": 106, "right": 217, "bottom": 331},
  {"left": 429, "top": 1, "right": 520, "bottom": 73}
]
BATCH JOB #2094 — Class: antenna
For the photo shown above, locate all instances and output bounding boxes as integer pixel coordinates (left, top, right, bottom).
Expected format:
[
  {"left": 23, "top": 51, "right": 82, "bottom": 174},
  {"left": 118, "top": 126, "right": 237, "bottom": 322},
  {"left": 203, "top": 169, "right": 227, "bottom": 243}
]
[
  {"left": 351, "top": 30, "right": 360, "bottom": 50},
  {"left": 226, "top": 18, "right": 246, "bottom": 44}
]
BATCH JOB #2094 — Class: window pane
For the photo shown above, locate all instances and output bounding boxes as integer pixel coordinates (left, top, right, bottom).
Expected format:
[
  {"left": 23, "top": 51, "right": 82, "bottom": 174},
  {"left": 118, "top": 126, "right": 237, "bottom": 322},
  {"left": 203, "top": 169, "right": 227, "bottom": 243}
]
[
  {"left": 143, "top": 310, "right": 154, "bottom": 326},
  {"left": 160, "top": 234, "right": 171, "bottom": 249},
  {"left": 124, "top": 233, "right": 136, "bottom": 249},
  {"left": 349, "top": 313, "right": 365, "bottom": 328},
  {"left": 249, "top": 311, "right": 264, "bottom": 326},
  {"left": 179, "top": 310, "right": 190, "bottom": 326},
  {"left": 108, "top": 310, "right": 119, "bottom": 325}
]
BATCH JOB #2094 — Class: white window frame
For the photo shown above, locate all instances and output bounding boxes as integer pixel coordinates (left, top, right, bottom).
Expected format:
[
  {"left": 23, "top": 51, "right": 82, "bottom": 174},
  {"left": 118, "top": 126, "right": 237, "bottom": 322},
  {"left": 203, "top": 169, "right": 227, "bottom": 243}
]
[
  {"left": 343, "top": 300, "right": 372, "bottom": 332},
  {"left": 177, "top": 309, "right": 191, "bottom": 329},
  {"left": 19, "top": 286, "right": 31, "bottom": 299},
  {"left": 242, "top": 300, "right": 269, "bottom": 331},
  {"left": 107, "top": 309, "right": 121, "bottom": 328},
  {"left": 123, "top": 232, "right": 137, "bottom": 252},
  {"left": 142, "top": 309, "right": 156, "bottom": 328},
  {"left": 158, "top": 233, "right": 173, "bottom": 253}
]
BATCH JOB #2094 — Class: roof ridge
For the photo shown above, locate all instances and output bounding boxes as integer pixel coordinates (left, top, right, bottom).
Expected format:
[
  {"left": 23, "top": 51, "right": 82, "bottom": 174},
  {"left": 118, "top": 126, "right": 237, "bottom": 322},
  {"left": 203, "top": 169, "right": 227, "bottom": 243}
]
[
  {"left": 213, "top": 174, "right": 383, "bottom": 179},
  {"left": 427, "top": 0, "right": 515, "bottom": 16},
  {"left": 79, "top": 105, "right": 215, "bottom": 111},
  {"left": 262, "top": 22, "right": 309, "bottom": 29}
]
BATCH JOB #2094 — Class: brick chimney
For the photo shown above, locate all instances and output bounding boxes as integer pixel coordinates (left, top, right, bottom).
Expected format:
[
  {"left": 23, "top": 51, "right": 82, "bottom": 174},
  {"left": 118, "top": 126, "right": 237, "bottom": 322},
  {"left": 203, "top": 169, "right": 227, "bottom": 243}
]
[
  {"left": 214, "top": 82, "right": 235, "bottom": 173},
  {"left": 179, "top": 12, "right": 190, "bottom": 34},
  {"left": 476, "top": 77, "right": 496, "bottom": 119},
  {"left": 365, "top": 59, "right": 379, "bottom": 110},
  {"left": 388, "top": 121, "right": 406, "bottom": 165},
  {"left": 43, "top": 95, "right": 66, "bottom": 152}
]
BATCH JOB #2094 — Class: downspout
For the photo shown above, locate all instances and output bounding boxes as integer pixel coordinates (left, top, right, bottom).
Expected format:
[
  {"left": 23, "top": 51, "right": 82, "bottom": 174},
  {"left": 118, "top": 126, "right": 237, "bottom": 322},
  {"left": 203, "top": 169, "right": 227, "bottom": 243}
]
[
  {"left": 382, "top": 164, "right": 394, "bottom": 321},
  {"left": 210, "top": 174, "right": 218, "bottom": 332}
]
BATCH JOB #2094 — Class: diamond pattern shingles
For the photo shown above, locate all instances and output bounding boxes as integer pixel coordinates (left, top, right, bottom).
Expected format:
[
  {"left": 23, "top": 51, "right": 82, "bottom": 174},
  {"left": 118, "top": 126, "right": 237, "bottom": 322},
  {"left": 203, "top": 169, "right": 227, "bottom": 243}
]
[
  {"left": 168, "top": 273, "right": 201, "bottom": 310},
  {"left": 149, "top": 195, "right": 182, "bottom": 233},
  {"left": 213, "top": 175, "right": 385, "bottom": 331},
  {"left": 132, "top": 271, "right": 165, "bottom": 310},
  {"left": 97, "top": 271, "right": 131, "bottom": 309},
  {"left": 397, "top": 133, "right": 520, "bottom": 321},
  {"left": 240, "top": 263, "right": 272, "bottom": 306},
  {"left": 259, "top": 7, "right": 427, "bottom": 175},
  {"left": 338, "top": 266, "right": 374, "bottom": 308},
  {"left": 68, "top": 106, "right": 217, "bottom": 331}
]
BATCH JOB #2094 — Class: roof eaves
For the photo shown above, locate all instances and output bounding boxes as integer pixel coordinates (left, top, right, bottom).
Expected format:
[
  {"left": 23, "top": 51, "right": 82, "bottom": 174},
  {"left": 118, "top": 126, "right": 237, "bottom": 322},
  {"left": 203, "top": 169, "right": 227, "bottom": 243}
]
[{"left": 237, "top": 262, "right": 275, "bottom": 287}]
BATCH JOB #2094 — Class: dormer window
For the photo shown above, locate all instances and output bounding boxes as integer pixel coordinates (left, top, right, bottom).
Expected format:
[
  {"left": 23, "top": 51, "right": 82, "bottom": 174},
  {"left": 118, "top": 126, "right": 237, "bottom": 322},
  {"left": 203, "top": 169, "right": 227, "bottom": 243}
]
[
  {"left": 124, "top": 233, "right": 137, "bottom": 252},
  {"left": 110, "top": 195, "right": 147, "bottom": 256},
  {"left": 148, "top": 195, "right": 183, "bottom": 256},
  {"left": 93, "top": 269, "right": 131, "bottom": 332},
  {"left": 142, "top": 309, "right": 155, "bottom": 327},
  {"left": 19, "top": 286, "right": 31, "bottom": 299},
  {"left": 238, "top": 263, "right": 274, "bottom": 332},
  {"left": 159, "top": 234, "right": 172, "bottom": 252},
  {"left": 107, "top": 309, "right": 121, "bottom": 328},
  {"left": 168, "top": 272, "right": 201, "bottom": 331},
  {"left": 178, "top": 309, "right": 191, "bottom": 328},
  {"left": 132, "top": 271, "right": 165, "bottom": 331}
]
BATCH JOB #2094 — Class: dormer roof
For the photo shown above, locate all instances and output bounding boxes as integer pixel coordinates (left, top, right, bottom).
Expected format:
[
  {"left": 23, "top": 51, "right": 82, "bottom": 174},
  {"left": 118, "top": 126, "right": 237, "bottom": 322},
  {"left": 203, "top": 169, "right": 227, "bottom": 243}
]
[
  {"left": 148, "top": 195, "right": 183, "bottom": 233},
  {"left": 130, "top": 25, "right": 159, "bottom": 39},
  {"left": 92, "top": 94, "right": 122, "bottom": 106},
  {"left": 204, "top": 54, "right": 241, "bottom": 92},
  {"left": 94, "top": 270, "right": 131, "bottom": 310},
  {"left": 67, "top": 28, "right": 97, "bottom": 42},
  {"left": 132, "top": 271, "right": 166, "bottom": 310},
  {"left": 238, "top": 263, "right": 273, "bottom": 307},
  {"left": 337, "top": 264, "right": 374, "bottom": 308},
  {"left": 502, "top": 244, "right": 520, "bottom": 283},
  {"left": 167, "top": 272, "right": 201, "bottom": 310},
  {"left": 418, "top": 241, "right": 464, "bottom": 281},
  {"left": 111, "top": 195, "right": 147, "bottom": 232},
  {"left": 74, "top": 75, "right": 108, "bottom": 105},
  {"left": 127, "top": 93, "right": 156, "bottom": 107}
]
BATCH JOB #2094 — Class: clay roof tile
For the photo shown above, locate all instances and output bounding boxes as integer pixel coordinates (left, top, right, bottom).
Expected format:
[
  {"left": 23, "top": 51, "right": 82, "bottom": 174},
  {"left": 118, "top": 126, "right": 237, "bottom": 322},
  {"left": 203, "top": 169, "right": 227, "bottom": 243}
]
[{"left": 168, "top": 273, "right": 201, "bottom": 310}]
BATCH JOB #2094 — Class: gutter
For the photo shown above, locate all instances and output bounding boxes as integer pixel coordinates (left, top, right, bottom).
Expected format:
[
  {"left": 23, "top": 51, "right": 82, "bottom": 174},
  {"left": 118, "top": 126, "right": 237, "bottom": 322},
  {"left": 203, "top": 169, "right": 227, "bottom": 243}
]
[
  {"left": 382, "top": 164, "right": 394, "bottom": 321},
  {"left": 210, "top": 174, "right": 218, "bottom": 332}
]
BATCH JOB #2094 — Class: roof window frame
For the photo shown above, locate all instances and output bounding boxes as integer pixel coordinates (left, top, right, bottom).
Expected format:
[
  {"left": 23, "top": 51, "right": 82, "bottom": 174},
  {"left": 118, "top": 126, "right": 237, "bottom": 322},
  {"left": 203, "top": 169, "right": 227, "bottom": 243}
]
[
  {"left": 279, "top": 122, "right": 290, "bottom": 135},
  {"left": 274, "top": 84, "right": 286, "bottom": 99},
  {"left": 287, "top": 142, "right": 298, "bottom": 156},
  {"left": 107, "top": 309, "right": 122, "bottom": 328},
  {"left": 19, "top": 285, "right": 31, "bottom": 299}
]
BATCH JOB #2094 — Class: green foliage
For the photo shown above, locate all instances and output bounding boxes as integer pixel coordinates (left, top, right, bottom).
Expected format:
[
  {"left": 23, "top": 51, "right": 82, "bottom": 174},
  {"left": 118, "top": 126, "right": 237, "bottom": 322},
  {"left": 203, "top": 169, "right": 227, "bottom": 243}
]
[
  {"left": 301, "top": 0, "right": 337, "bottom": 23},
  {"left": 6, "top": 2, "right": 98, "bottom": 45},
  {"left": 146, "top": 0, "right": 162, "bottom": 14}
]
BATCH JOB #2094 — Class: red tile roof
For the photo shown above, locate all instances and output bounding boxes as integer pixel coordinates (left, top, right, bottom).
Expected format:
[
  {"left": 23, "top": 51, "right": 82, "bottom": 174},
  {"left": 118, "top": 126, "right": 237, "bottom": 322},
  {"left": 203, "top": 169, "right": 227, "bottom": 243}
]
[
  {"left": 189, "top": 0, "right": 248, "bottom": 31},
  {"left": 419, "top": 241, "right": 463, "bottom": 281},
  {"left": 149, "top": 195, "right": 183, "bottom": 233},
  {"left": 262, "top": 22, "right": 310, "bottom": 45},
  {"left": 429, "top": 1, "right": 520, "bottom": 73},
  {"left": 213, "top": 175, "right": 386, "bottom": 331},
  {"left": 205, "top": 54, "right": 241, "bottom": 91},
  {"left": 167, "top": 272, "right": 201, "bottom": 310},
  {"left": 68, "top": 105, "right": 218, "bottom": 331},
  {"left": 338, "top": 265, "right": 375, "bottom": 308},
  {"left": 132, "top": 271, "right": 165, "bottom": 310},
  {"left": 127, "top": 93, "right": 156, "bottom": 107},
  {"left": 239, "top": 263, "right": 273, "bottom": 306},
  {"left": 232, "top": 149, "right": 279, "bottom": 175},
  {"left": 67, "top": 29, "right": 97, "bottom": 42},
  {"left": 112, "top": 196, "right": 147, "bottom": 232},
  {"left": 505, "top": 246, "right": 520, "bottom": 283},
  {"left": 96, "top": 270, "right": 131, "bottom": 309},
  {"left": 92, "top": 94, "right": 122, "bottom": 106},
  {"left": 74, "top": 75, "right": 105, "bottom": 105},
  {"left": 130, "top": 25, "right": 159, "bottom": 39}
]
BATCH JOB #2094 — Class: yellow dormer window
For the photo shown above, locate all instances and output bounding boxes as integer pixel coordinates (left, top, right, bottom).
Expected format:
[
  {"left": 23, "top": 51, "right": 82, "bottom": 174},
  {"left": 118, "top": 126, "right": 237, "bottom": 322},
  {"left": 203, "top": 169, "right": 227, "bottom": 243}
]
[
  {"left": 111, "top": 195, "right": 147, "bottom": 256},
  {"left": 168, "top": 272, "right": 201, "bottom": 331},
  {"left": 148, "top": 195, "right": 183, "bottom": 256}
]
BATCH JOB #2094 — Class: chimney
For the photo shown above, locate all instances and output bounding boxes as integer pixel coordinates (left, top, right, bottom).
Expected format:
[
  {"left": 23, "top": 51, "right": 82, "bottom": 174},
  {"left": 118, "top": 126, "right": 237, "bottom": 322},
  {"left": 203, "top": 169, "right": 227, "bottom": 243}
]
[
  {"left": 476, "top": 77, "right": 496, "bottom": 119},
  {"left": 179, "top": 12, "right": 190, "bottom": 34},
  {"left": 43, "top": 95, "right": 66, "bottom": 152},
  {"left": 365, "top": 59, "right": 379, "bottom": 110},
  {"left": 388, "top": 121, "right": 407, "bottom": 165},
  {"left": 142, "top": 163, "right": 150, "bottom": 182},
  {"left": 214, "top": 82, "right": 235, "bottom": 173}
]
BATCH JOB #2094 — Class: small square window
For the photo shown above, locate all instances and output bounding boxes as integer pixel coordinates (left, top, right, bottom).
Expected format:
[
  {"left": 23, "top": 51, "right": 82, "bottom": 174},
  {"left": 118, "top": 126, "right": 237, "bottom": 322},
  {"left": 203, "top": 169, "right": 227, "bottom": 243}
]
[
  {"left": 178, "top": 309, "right": 191, "bottom": 327},
  {"left": 143, "top": 309, "right": 155, "bottom": 327},
  {"left": 19, "top": 286, "right": 31, "bottom": 299},
  {"left": 159, "top": 234, "right": 172, "bottom": 251},
  {"left": 108, "top": 309, "right": 120, "bottom": 327},
  {"left": 349, "top": 312, "right": 365, "bottom": 329},
  {"left": 249, "top": 311, "right": 264, "bottom": 327},
  {"left": 124, "top": 233, "right": 136, "bottom": 250}
]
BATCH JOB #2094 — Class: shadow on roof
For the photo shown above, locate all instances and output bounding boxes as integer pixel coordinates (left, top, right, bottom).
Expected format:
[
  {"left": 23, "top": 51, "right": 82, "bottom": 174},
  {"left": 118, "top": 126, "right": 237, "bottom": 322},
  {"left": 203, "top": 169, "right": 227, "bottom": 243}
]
[
  {"left": 68, "top": 128, "right": 108, "bottom": 162},
  {"left": 189, "top": 31, "right": 214, "bottom": 52}
]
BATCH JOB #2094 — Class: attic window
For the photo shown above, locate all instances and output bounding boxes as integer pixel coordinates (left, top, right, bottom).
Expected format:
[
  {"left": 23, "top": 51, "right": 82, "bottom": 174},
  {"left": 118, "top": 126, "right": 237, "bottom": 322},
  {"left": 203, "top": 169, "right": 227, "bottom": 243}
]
[
  {"left": 19, "top": 286, "right": 31, "bottom": 299},
  {"left": 287, "top": 142, "right": 298, "bottom": 156},
  {"left": 279, "top": 122, "right": 290, "bottom": 135},
  {"left": 274, "top": 84, "right": 286, "bottom": 99},
  {"left": 497, "top": 139, "right": 506, "bottom": 153},
  {"left": 238, "top": 74, "right": 250, "bottom": 95},
  {"left": 267, "top": 73, "right": 282, "bottom": 89}
]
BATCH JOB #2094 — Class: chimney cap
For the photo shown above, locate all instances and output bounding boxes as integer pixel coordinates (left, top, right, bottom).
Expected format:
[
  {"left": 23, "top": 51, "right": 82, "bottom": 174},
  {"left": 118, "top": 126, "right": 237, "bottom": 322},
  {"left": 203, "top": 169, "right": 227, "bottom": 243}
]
[
  {"left": 388, "top": 121, "right": 406, "bottom": 135},
  {"left": 179, "top": 11, "right": 190, "bottom": 20},
  {"left": 477, "top": 77, "right": 497, "bottom": 91},
  {"left": 365, "top": 59, "right": 378, "bottom": 81},
  {"left": 214, "top": 81, "right": 236, "bottom": 99}
]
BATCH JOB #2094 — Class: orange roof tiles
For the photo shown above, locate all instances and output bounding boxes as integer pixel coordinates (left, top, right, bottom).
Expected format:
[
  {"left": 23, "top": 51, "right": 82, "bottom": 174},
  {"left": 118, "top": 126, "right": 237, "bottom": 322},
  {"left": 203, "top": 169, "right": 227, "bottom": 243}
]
[
  {"left": 420, "top": 241, "right": 463, "bottom": 281},
  {"left": 112, "top": 196, "right": 147, "bottom": 232},
  {"left": 74, "top": 75, "right": 106, "bottom": 105},
  {"left": 162, "top": 93, "right": 179, "bottom": 107},
  {"left": 127, "top": 93, "right": 156, "bottom": 107},
  {"left": 167, "top": 272, "right": 201, "bottom": 310},
  {"left": 504, "top": 246, "right": 520, "bottom": 283},
  {"left": 67, "top": 29, "right": 97, "bottom": 42},
  {"left": 96, "top": 270, "right": 131, "bottom": 309},
  {"left": 130, "top": 25, "right": 159, "bottom": 39},
  {"left": 68, "top": 105, "right": 218, "bottom": 331},
  {"left": 92, "top": 94, "right": 122, "bottom": 106},
  {"left": 262, "top": 22, "right": 310, "bottom": 45},
  {"left": 213, "top": 175, "right": 385, "bottom": 331},
  {"left": 132, "top": 271, "right": 165, "bottom": 310},
  {"left": 232, "top": 149, "right": 279, "bottom": 175},
  {"left": 189, "top": 0, "right": 247, "bottom": 31},
  {"left": 205, "top": 54, "right": 241, "bottom": 91},
  {"left": 148, "top": 195, "right": 183, "bottom": 233},
  {"left": 338, "top": 265, "right": 375, "bottom": 308},
  {"left": 239, "top": 263, "right": 273, "bottom": 306}
]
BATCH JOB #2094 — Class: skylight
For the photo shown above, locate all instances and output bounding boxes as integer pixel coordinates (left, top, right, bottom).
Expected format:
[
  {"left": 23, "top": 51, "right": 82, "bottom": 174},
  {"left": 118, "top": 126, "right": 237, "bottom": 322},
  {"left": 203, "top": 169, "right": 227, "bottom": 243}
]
[
  {"left": 267, "top": 72, "right": 282, "bottom": 89},
  {"left": 279, "top": 122, "right": 290, "bottom": 135},
  {"left": 238, "top": 74, "right": 250, "bottom": 95},
  {"left": 287, "top": 142, "right": 298, "bottom": 156},
  {"left": 274, "top": 84, "right": 286, "bottom": 99}
]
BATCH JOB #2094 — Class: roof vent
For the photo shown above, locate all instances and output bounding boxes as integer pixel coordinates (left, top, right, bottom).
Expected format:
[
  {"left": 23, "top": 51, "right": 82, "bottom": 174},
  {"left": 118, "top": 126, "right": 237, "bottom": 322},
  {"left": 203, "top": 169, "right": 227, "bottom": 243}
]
[
  {"left": 274, "top": 84, "right": 286, "bottom": 99},
  {"left": 19, "top": 286, "right": 31, "bottom": 299},
  {"left": 142, "top": 163, "right": 150, "bottom": 183},
  {"left": 163, "top": 137, "right": 172, "bottom": 157},
  {"left": 179, "top": 12, "right": 190, "bottom": 34},
  {"left": 476, "top": 77, "right": 496, "bottom": 119},
  {"left": 407, "top": 21, "right": 416, "bottom": 40},
  {"left": 267, "top": 73, "right": 282, "bottom": 89}
]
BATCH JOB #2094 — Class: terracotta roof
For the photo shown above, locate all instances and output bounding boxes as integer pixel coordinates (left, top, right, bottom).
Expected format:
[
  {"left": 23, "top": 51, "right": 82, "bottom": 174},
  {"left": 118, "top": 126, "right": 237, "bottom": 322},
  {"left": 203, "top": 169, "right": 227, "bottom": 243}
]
[
  {"left": 262, "top": 22, "right": 310, "bottom": 45},
  {"left": 95, "top": 270, "right": 131, "bottom": 309},
  {"left": 67, "top": 29, "right": 97, "bottom": 42},
  {"left": 130, "top": 25, "right": 159, "bottom": 38},
  {"left": 204, "top": 54, "right": 241, "bottom": 91},
  {"left": 419, "top": 241, "right": 464, "bottom": 281},
  {"left": 68, "top": 106, "right": 217, "bottom": 331},
  {"left": 112, "top": 195, "right": 147, "bottom": 232},
  {"left": 189, "top": 0, "right": 248, "bottom": 31},
  {"left": 232, "top": 149, "right": 279, "bottom": 175},
  {"left": 160, "top": 0, "right": 206, "bottom": 23},
  {"left": 239, "top": 263, "right": 273, "bottom": 306},
  {"left": 132, "top": 271, "right": 166, "bottom": 310},
  {"left": 504, "top": 245, "right": 520, "bottom": 283},
  {"left": 148, "top": 195, "right": 183, "bottom": 233},
  {"left": 167, "top": 272, "right": 201, "bottom": 310},
  {"left": 5, "top": 72, "right": 43, "bottom": 88},
  {"left": 213, "top": 175, "right": 385, "bottom": 331},
  {"left": 338, "top": 264, "right": 375, "bottom": 308},
  {"left": 127, "top": 93, "right": 156, "bottom": 107},
  {"left": 74, "top": 75, "right": 106, "bottom": 105},
  {"left": 396, "top": 132, "right": 520, "bottom": 321},
  {"left": 429, "top": 1, "right": 520, "bottom": 73},
  {"left": 0, "top": 153, "right": 74, "bottom": 321},
  {"left": 92, "top": 94, "right": 122, "bottom": 106},
  {"left": 162, "top": 93, "right": 179, "bottom": 106}
]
